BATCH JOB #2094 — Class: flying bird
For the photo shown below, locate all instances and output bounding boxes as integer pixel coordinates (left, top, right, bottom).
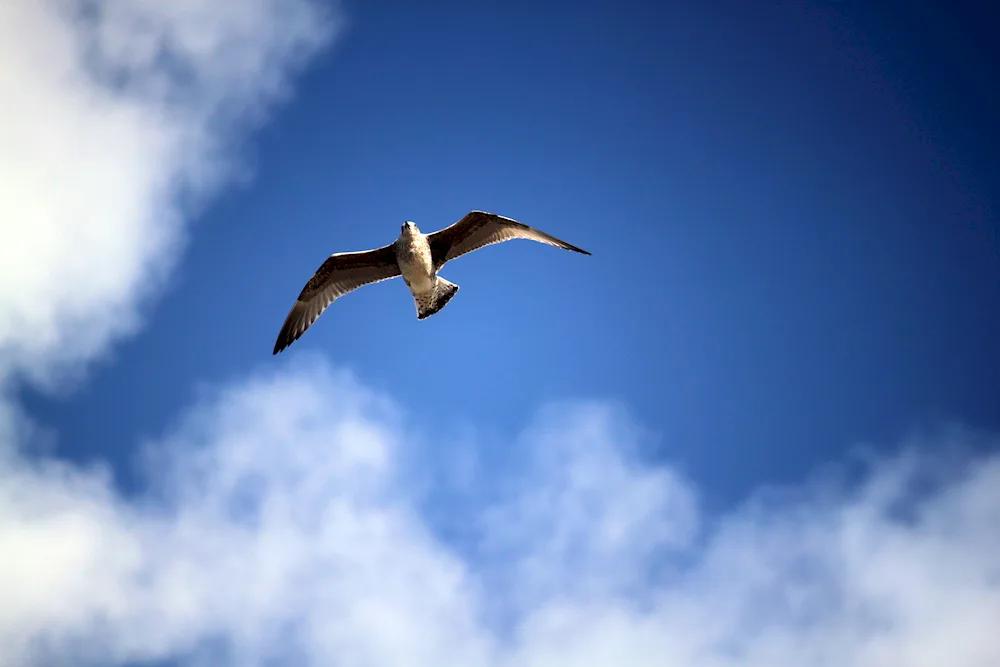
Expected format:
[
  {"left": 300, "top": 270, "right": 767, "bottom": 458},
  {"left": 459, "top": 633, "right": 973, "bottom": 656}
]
[{"left": 272, "top": 210, "right": 591, "bottom": 354}]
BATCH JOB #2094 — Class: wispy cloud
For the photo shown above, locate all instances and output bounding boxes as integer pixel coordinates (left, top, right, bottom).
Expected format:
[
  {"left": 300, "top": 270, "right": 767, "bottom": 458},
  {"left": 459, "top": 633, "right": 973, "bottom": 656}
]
[
  {"left": 0, "top": 0, "right": 333, "bottom": 388},
  {"left": 1, "top": 359, "right": 999, "bottom": 666}
]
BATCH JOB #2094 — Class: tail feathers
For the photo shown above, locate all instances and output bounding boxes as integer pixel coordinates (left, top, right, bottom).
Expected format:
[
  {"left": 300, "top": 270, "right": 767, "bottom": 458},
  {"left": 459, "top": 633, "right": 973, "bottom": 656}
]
[{"left": 415, "top": 277, "right": 459, "bottom": 320}]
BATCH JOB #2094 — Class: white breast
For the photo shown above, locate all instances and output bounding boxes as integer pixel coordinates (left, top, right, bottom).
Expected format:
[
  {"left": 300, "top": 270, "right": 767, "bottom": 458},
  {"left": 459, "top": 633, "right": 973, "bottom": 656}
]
[{"left": 395, "top": 234, "right": 435, "bottom": 292}]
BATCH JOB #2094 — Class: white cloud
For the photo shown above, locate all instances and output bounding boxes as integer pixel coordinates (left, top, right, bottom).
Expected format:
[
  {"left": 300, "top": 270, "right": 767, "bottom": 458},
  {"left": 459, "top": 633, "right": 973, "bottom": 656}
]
[
  {"left": 0, "top": 361, "right": 495, "bottom": 667},
  {"left": 0, "top": 360, "right": 998, "bottom": 667},
  {"left": 0, "top": 0, "right": 333, "bottom": 388}
]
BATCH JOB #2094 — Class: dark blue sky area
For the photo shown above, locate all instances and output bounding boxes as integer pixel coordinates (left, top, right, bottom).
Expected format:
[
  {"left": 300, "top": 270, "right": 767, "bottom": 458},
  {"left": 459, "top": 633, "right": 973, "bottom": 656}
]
[{"left": 25, "top": 0, "right": 999, "bottom": 507}]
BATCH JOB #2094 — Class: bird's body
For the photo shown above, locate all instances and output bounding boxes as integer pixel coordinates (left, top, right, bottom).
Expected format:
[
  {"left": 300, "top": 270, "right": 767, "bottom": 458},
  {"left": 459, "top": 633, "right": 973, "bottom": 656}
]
[
  {"left": 272, "top": 210, "right": 590, "bottom": 354},
  {"left": 395, "top": 223, "right": 434, "bottom": 292},
  {"left": 394, "top": 221, "right": 460, "bottom": 320}
]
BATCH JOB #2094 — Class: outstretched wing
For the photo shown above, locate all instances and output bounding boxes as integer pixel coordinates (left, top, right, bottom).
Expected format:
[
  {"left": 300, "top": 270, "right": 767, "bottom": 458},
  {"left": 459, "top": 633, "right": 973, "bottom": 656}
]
[
  {"left": 273, "top": 244, "right": 400, "bottom": 354},
  {"left": 427, "top": 210, "right": 591, "bottom": 269}
]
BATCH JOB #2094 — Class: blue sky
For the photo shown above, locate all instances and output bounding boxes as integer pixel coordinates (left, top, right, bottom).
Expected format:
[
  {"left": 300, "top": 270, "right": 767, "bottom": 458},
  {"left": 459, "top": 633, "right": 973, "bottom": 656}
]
[{"left": 1, "top": 1, "right": 998, "bottom": 665}]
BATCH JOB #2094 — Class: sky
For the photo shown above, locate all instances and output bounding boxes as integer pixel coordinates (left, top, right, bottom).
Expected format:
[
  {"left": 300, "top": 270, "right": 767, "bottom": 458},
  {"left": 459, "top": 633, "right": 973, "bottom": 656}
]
[{"left": 0, "top": 0, "right": 998, "bottom": 665}]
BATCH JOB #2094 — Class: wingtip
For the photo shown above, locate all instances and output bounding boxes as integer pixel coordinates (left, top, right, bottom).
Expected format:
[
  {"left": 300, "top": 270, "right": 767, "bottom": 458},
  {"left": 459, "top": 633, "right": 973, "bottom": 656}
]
[{"left": 272, "top": 333, "right": 291, "bottom": 355}]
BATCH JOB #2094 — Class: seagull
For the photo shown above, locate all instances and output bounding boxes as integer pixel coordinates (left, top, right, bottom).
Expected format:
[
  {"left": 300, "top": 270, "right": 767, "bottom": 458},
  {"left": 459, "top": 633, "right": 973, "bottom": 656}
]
[{"left": 272, "top": 210, "right": 591, "bottom": 354}]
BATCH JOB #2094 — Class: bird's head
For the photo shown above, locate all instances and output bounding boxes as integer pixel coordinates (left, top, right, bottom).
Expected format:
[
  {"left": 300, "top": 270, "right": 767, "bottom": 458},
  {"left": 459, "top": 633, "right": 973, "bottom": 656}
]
[{"left": 401, "top": 221, "right": 419, "bottom": 234}]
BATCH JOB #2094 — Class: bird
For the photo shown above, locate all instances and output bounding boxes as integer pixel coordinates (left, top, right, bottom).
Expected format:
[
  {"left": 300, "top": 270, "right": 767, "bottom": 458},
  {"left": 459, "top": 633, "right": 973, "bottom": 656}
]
[{"left": 272, "top": 210, "right": 591, "bottom": 354}]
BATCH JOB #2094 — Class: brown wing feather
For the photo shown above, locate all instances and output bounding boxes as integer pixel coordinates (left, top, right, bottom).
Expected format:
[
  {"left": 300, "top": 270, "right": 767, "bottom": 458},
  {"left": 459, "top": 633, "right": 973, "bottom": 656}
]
[
  {"left": 428, "top": 211, "right": 590, "bottom": 269},
  {"left": 273, "top": 244, "right": 400, "bottom": 354}
]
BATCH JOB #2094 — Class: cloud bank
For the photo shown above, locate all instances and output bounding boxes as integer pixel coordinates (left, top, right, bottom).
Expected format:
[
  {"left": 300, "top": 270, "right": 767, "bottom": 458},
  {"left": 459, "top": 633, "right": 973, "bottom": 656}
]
[
  {"left": 1, "top": 1, "right": 998, "bottom": 666},
  {"left": 1, "top": 361, "right": 999, "bottom": 666},
  {"left": 0, "top": 0, "right": 332, "bottom": 387}
]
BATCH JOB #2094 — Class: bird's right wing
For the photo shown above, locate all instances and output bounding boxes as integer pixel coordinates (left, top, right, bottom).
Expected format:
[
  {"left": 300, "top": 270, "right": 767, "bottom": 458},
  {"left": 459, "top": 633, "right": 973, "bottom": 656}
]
[
  {"left": 273, "top": 244, "right": 400, "bottom": 354},
  {"left": 427, "top": 210, "right": 591, "bottom": 269}
]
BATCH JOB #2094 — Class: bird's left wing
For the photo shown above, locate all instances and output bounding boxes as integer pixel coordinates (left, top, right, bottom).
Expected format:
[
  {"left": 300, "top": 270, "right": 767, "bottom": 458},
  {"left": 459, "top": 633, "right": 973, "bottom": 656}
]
[
  {"left": 273, "top": 244, "right": 400, "bottom": 354},
  {"left": 427, "top": 210, "right": 591, "bottom": 269}
]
